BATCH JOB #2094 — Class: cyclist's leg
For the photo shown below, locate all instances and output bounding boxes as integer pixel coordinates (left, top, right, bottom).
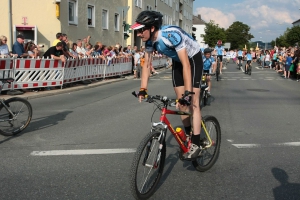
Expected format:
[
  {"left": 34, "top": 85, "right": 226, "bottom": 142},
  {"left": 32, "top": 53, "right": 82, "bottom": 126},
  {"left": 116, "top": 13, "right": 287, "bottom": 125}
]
[
  {"left": 219, "top": 56, "right": 223, "bottom": 73},
  {"left": 172, "top": 60, "right": 191, "bottom": 129},
  {"left": 207, "top": 76, "right": 211, "bottom": 93}
]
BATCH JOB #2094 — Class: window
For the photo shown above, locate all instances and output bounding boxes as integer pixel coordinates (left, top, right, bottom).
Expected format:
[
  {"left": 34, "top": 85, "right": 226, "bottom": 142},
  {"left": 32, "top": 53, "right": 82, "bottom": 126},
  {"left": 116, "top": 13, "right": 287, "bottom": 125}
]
[
  {"left": 135, "top": 0, "right": 142, "bottom": 8},
  {"left": 68, "top": 0, "right": 78, "bottom": 24},
  {"left": 175, "top": 4, "right": 178, "bottom": 11},
  {"left": 114, "top": 13, "right": 120, "bottom": 31},
  {"left": 169, "top": 0, "right": 172, "bottom": 7},
  {"left": 102, "top": 9, "right": 108, "bottom": 29},
  {"left": 146, "top": 5, "right": 152, "bottom": 10},
  {"left": 87, "top": 5, "right": 95, "bottom": 27}
]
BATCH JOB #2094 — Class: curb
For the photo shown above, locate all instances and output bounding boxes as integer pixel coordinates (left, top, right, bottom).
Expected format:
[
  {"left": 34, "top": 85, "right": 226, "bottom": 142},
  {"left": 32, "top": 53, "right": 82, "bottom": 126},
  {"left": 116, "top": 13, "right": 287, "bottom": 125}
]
[{"left": 2, "top": 67, "right": 168, "bottom": 100}]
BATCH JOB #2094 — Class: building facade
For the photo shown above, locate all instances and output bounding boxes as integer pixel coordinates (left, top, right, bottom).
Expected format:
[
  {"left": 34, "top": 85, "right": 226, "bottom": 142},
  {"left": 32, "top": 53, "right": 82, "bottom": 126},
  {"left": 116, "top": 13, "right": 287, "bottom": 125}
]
[
  {"left": 127, "top": 0, "right": 194, "bottom": 48},
  {"left": 2, "top": 0, "right": 127, "bottom": 53},
  {"left": 292, "top": 19, "right": 300, "bottom": 26},
  {"left": 2, "top": 0, "right": 194, "bottom": 53},
  {"left": 192, "top": 14, "right": 206, "bottom": 47}
]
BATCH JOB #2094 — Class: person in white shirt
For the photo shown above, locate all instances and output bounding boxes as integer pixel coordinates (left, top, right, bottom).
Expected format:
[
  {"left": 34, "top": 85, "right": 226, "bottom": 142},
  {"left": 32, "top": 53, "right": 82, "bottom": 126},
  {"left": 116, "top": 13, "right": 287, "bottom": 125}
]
[
  {"left": 0, "top": 35, "right": 16, "bottom": 57},
  {"left": 134, "top": 49, "right": 141, "bottom": 78},
  {"left": 76, "top": 39, "right": 86, "bottom": 57}
]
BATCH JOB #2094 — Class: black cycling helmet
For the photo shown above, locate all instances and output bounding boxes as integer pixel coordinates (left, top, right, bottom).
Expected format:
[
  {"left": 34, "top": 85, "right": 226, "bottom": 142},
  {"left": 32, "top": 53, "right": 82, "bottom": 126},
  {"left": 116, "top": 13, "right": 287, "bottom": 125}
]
[
  {"left": 203, "top": 48, "right": 212, "bottom": 54},
  {"left": 131, "top": 11, "right": 163, "bottom": 30}
]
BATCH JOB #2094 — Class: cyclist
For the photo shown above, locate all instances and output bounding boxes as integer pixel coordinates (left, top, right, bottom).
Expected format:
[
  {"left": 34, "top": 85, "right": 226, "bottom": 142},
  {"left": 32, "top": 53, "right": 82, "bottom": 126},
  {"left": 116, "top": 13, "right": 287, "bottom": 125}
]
[
  {"left": 202, "top": 48, "right": 216, "bottom": 96},
  {"left": 214, "top": 40, "right": 225, "bottom": 74},
  {"left": 245, "top": 50, "right": 252, "bottom": 73},
  {"left": 131, "top": 11, "right": 203, "bottom": 160},
  {"left": 236, "top": 49, "right": 243, "bottom": 67}
]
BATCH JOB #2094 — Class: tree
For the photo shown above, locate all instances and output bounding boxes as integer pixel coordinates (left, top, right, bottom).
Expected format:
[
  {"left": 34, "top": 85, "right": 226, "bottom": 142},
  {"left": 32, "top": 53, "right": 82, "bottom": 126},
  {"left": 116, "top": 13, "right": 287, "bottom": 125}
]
[
  {"left": 201, "top": 20, "right": 226, "bottom": 47},
  {"left": 226, "top": 21, "right": 254, "bottom": 50},
  {"left": 286, "top": 26, "right": 300, "bottom": 46}
]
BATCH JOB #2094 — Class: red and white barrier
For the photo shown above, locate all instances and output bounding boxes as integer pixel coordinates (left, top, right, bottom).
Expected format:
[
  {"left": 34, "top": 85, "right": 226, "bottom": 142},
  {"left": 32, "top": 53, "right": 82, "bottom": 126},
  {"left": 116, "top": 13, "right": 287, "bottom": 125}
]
[
  {"left": 13, "top": 58, "right": 64, "bottom": 90},
  {"left": 0, "top": 58, "right": 15, "bottom": 90},
  {"left": 0, "top": 56, "right": 166, "bottom": 91}
]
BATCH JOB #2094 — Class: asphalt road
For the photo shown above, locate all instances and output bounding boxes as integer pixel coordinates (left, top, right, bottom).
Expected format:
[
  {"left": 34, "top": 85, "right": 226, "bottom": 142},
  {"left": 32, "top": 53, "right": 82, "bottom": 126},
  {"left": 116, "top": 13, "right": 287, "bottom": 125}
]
[{"left": 0, "top": 61, "right": 299, "bottom": 200}]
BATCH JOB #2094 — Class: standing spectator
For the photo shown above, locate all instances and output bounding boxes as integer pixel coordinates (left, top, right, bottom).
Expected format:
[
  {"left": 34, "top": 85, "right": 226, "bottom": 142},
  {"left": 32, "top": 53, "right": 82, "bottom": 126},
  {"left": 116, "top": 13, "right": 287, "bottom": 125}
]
[
  {"left": 76, "top": 39, "right": 86, "bottom": 57},
  {"left": 0, "top": 35, "right": 16, "bottom": 57},
  {"left": 134, "top": 49, "right": 141, "bottom": 78},
  {"left": 82, "top": 36, "right": 91, "bottom": 47},
  {"left": 283, "top": 52, "right": 293, "bottom": 79},
  {"left": 52, "top": 33, "right": 62, "bottom": 46},
  {"left": 84, "top": 43, "right": 94, "bottom": 57},
  {"left": 25, "top": 42, "right": 40, "bottom": 58},
  {"left": 61, "top": 34, "right": 73, "bottom": 58},
  {"left": 69, "top": 43, "right": 78, "bottom": 58},
  {"left": 264, "top": 51, "right": 270, "bottom": 68},
  {"left": 43, "top": 42, "right": 65, "bottom": 62},
  {"left": 12, "top": 34, "right": 28, "bottom": 58}
]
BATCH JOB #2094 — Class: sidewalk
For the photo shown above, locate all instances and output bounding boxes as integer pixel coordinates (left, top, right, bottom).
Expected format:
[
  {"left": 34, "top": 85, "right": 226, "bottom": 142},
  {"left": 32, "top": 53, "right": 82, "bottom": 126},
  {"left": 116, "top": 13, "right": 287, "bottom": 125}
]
[{"left": 2, "top": 67, "right": 167, "bottom": 100}]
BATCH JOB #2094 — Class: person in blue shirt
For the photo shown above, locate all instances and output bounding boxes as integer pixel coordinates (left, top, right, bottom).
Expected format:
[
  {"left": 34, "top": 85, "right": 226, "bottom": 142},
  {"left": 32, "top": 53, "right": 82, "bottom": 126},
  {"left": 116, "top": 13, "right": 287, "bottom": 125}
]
[
  {"left": 236, "top": 49, "right": 244, "bottom": 67},
  {"left": 214, "top": 40, "right": 225, "bottom": 74},
  {"left": 245, "top": 50, "right": 252, "bottom": 74},
  {"left": 131, "top": 11, "right": 204, "bottom": 160},
  {"left": 284, "top": 53, "right": 293, "bottom": 79},
  {"left": 202, "top": 48, "right": 216, "bottom": 95},
  {"left": 12, "top": 34, "right": 28, "bottom": 58}
]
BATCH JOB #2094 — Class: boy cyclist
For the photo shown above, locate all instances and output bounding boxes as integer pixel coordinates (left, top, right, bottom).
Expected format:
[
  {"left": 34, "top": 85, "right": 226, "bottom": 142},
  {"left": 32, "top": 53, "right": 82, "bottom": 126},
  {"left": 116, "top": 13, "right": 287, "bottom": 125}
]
[
  {"left": 245, "top": 51, "right": 252, "bottom": 73},
  {"left": 236, "top": 49, "right": 243, "bottom": 67},
  {"left": 202, "top": 48, "right": 216, "bottom": 96},
  {"left": 131, "top": 11, "right": 203, "bottom": 160}
]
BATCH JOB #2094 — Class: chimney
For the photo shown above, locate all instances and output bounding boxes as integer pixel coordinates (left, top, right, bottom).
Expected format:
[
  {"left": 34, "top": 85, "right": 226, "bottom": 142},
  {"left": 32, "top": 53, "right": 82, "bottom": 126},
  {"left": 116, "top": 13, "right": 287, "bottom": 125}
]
[{"left": 198, "top": 14, "right": 201, "bottom": 19}]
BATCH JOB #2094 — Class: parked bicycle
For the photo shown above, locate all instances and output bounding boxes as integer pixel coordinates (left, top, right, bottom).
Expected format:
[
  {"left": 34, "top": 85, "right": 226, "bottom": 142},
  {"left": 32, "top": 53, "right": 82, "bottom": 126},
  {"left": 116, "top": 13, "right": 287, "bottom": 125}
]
[
  {"left": 130, "top": 92, "right": 221, "bottom": 199},
  {"left": 0, "top": 78, "right": 32, "bottom": 136}
]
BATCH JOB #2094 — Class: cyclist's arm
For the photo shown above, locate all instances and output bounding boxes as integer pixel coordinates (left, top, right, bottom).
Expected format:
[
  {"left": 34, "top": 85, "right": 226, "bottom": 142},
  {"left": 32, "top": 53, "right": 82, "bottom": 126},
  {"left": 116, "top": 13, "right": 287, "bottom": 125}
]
[
  {"left": 140, "top": 51, "right": 152, "bottom": 89},
  {"left": 177, "top": 48, "right": 192, "bottom": 91}
]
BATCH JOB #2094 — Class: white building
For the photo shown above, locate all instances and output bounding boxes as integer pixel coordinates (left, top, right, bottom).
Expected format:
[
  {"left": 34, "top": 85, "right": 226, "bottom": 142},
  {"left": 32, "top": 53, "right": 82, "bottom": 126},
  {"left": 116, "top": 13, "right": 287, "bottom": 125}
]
[
  {"left": 192, "top": 14, "right": 206, "bottom": 47},
  {"left": 292, "top": 19, "right": 300, "bottom": 26}
]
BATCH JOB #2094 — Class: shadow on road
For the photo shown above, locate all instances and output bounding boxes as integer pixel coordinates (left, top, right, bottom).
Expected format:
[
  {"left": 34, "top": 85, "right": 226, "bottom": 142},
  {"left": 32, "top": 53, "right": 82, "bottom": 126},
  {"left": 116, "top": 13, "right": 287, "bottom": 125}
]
[
  {"left": 272, "top": 167, "right": 300, "bottom": 200},
  {"left": 0, "top": 110, "right": 72, "bottom": 145}
]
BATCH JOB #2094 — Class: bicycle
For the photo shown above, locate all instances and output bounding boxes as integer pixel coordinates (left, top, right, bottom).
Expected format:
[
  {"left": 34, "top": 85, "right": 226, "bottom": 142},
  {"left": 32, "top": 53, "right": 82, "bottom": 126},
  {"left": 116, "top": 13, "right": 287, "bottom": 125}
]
[
  {"left": 0, "top": 78, "right": 32, "bottom": 136},
  {"left": 130, "top": 92, "right": 221, "bottom": 199},
  {"left": 237, "top": 57, "right": 243, "bottom": 70},
  {"left": 245, "top": 61, "right": 252, "bottom": 75},
  {"left": 200, "top": 72, "right": 214, "bottom": 107},
  {"left": 216, "top": 56, "right": 221, "bottom": 81}
]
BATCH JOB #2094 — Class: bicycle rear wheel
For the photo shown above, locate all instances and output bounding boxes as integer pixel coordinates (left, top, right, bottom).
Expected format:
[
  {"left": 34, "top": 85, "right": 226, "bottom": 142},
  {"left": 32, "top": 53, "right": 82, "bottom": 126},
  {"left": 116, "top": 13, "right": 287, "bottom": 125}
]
[
  {"left": 130, "top": 131, "right": 166, "bottom": 199},
  {"left": 0, "top": 97, "right": 32, "bottom": 136},
  {"left": 248, "top": 65, "right": 252, "bottom": 75},
  {"left": 216, "top": 63, "right": 220, "bottom": 81},
  {"left": 192, "top": 115, "right": 221, "bottom": 172}
]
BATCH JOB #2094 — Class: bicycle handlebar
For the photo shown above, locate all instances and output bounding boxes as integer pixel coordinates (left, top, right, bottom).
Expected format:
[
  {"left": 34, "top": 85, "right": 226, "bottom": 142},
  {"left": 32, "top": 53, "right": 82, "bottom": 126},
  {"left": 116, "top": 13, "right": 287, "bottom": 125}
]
[
  {"left": 203, "top": 73, "right": 215, "bottom": 76},
  {"left": 132, "top": 91, "right": 178, "bottom": 106}
]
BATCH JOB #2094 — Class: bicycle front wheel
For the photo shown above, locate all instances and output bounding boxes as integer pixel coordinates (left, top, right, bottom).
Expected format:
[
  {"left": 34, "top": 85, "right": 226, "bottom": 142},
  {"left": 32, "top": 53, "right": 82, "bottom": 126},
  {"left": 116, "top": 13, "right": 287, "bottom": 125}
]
[
  {"left": 216, "top": 63, "right": 220, "bottom": 81},
  {"left": 130, "top": 131, "right": 166, "bottom": 199},
  {"left": 192, "top": 115, "right": 221, "bottom": 172},
  {"left": 248, "top": 65, "right": 252, "bottom": 75},
  {"left": 0, "top": 97, "right": 32, "bottom": 136}
]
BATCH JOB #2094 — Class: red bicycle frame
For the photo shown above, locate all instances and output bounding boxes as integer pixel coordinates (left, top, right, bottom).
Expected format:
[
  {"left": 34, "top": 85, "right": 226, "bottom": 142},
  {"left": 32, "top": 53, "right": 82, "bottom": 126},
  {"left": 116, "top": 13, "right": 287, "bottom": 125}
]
[{"left": 159, "top": 107, "right": 191, "bottom": 153}]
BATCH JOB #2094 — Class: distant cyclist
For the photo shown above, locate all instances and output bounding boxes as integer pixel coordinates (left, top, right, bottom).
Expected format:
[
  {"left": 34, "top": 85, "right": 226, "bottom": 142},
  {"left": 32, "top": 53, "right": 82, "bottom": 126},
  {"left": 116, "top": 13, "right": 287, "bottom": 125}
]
[
  {"left": 202, "top": 48, "right": 216, "bottom": 96},
  {"left": 214, "top": 40, "right": 225, "bottom": 74},
  {"left": 131, "top": 11, "right": 203, "bottom": 160},
  {"left": 245, "top": 50, "right": 252, "bottom": 73},
  {"left": 236, "top": 49, "right": 243, "bottom": 66}
]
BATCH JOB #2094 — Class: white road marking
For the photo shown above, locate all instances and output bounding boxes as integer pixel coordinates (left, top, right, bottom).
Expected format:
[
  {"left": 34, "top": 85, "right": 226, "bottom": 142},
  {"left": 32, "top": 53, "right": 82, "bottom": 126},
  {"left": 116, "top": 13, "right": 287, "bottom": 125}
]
[
  {"left": 264, "top": 79, "right": 274, "bottom": 80},
  {"left": 232, "top": 144, "right": 261, "bottom": 148},
  {"left": 30, "top": 148, "right": 136, "bottom": 156},
  {"left": 251, "top": 79, "right": 257, "bottom": 80},
  {"left": 227, "top": 79, "right": 237, "bottom": 80},
  {"left": 227, "top": 139, "right": 234, "bottom": 143},
  {"left": 241, "top": 68, "right": 245, "bottom": 72},
  {"left": 240, "top": 79, "right": 249, "bottom": 80},
  {"left": 232, "top": 142, "right": 300, "bottom": 148}
]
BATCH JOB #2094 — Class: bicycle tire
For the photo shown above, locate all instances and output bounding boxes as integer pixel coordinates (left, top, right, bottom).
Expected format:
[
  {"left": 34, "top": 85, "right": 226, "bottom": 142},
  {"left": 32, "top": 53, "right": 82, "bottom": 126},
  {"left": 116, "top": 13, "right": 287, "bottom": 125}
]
[
  {"left": 0, "top": 97, "right": 32, "bottom": 136},
  {"left": 130, "top": 131, "right": 166, "bottom": 199},
  {"left": 216, "top": 62, "right": 220, "bottom": 81},
  {"left": 200, "top": 90, "right": 204, "bottom": 107},
  {"left": 248, "top": 65, "right": 252, "bottom": 75},
  {"left": 203, "top": 91, "right": 208, "bottom": 106},
  {"left": 192, "top": 115, "right": 221, "bottom": 172}
]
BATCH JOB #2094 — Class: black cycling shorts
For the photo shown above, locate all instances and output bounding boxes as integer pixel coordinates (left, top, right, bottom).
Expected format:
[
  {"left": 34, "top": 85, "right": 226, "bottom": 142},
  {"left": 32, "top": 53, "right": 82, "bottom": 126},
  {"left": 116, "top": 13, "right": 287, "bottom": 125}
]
[
  {"left": 172, "top": 51, "right": 203, "bottom": 88},
  {"left": 238, "top": 56, "right": 243, "bottom": 60},
  {"left": 247, "top": 60, "right": 251, "bottom": 64},
  {"left": 217, "top": 55, "right": 223, "bottom": 62}
]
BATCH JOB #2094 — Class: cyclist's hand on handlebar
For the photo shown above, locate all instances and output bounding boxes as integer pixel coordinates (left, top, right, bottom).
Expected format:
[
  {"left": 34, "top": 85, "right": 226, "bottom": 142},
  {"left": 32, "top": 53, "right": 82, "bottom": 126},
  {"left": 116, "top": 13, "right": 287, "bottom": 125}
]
[
  {"left": 177, "top": 90, "right": 194, "bottom": 107},
  {"left": 138, "top": 88, "right": 148, "bottom": 102}
]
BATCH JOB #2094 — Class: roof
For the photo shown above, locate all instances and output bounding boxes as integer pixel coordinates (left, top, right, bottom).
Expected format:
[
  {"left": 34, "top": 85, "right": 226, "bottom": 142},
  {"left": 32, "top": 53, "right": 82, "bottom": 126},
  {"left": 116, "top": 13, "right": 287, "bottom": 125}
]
[
  {"left": 292, "top": 19, "right": 300, "bottom": 24},
  {"left": 193, "top": 15, "right": 206, "bottom": 25}
]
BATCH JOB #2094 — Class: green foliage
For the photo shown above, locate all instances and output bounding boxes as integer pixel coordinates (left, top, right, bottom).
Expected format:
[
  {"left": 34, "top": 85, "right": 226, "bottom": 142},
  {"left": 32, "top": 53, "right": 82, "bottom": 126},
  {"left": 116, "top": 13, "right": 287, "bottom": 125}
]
[
  {"left": 286, "top": 26, "right": 300, "bottom": 46},
  {"left": 201, "top": 20, "right": 226, "bottom": 47},
  {"left": 225, "top": 21, "right": 254, "bottom": 50}
]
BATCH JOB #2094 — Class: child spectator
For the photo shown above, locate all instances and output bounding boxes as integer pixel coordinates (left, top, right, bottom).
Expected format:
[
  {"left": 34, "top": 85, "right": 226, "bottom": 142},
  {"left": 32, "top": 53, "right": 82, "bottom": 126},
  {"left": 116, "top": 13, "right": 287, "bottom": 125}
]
[{"left": 284, "top": 53, "right": 293, "bottom": 79}]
